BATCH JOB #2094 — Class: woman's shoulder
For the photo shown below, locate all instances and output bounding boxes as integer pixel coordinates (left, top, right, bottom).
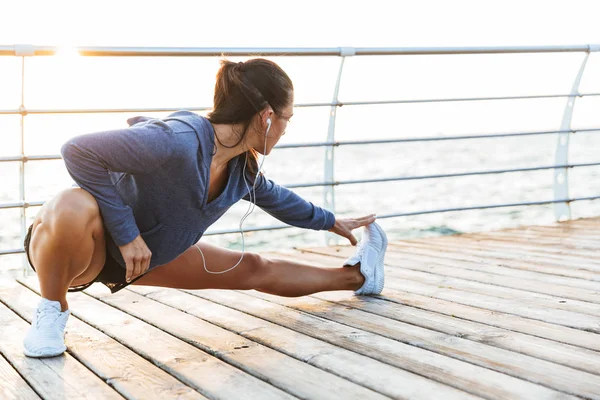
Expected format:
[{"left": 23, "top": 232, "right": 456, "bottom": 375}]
[
  {"left": 163, "top": 110, "right": 212, "bottom": 138},
  {"left": 165, "top": 110, "right": 208, "bottom": 126},
  {"left": 166, "top": 110, "right": 199, "bottom": 119},
  {"left": 160, "top": 111, "right": 215, "bottom": 160}
]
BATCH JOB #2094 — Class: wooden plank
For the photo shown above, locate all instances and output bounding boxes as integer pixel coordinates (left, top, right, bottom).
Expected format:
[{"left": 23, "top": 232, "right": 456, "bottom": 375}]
[
  {"left": 480, "top": 229, "right": 600, "bottom": 246},
  {"left": 242, "top": 288, "right": 600, "bottom": 399},
  {"left": 79, "top": 284, "right": 386, "bottom": 400},
  {"left": 467, "top": 233, "right": 600, "bottom": 252},
  {"left": 413, "top": 234, "right": 600, "bottom": 260},
  {"left": 0, "top": 284, "right": 125, "bottom": 400},
  {"left": 524, "top": 224, "right": 600, "bottom": 238},
  {"left": 385, "top": 273, "right": 600, "bottom": 332},
  {"left": 268, "top": 251, "right": 600, "bottom": 349},
  {"left": 278, "top": 249, "right": 600, "bottom": 333},
  {"left": 488, "top": 219, "right": 600, "bottom": 238},
  {"left": 382, "top": 253, "right": 600, "bottom": 308},
  {"left": 128, "top": 286, "right": 482, "bottom": 400},
  {"left": 18, "top": 279, "right": 297, "bottom": 400},
  {"left": 568, "top": 217, "right": 600, "bottom": 224},
  {"left": 270, "top": 251, "right": 600, "bottom": 375},
  {"left": 385, "top": 287, "right": 600, "bottom": 352},
  {"left": 566, "top": 218, "right": 600, "bottom": 229},
  {"left": 462, "top": 229, "right": 600, "bottom": 247},
  {"left": 483, "top": 231, "right": 600, "bottom": 246},
  {"left": 308, "top": 288, "right": 600, "bottom": 377},
  {"left": 492, "top": 222, "right": 600, "bottom": 237},
  {"left": 391, "top": 241, "right": 600, "bottom": 291},
  {"left": 2, "top": 280, "right": 206, "bottom": 400},
  {"left": 388, "top": 240, "right": 600, "bottom": 272},
  {"left": 324, "top": 245, "right": 600, "bottom": 305},
  {"left": 0, "top": 353, "right": 40, "bottom": 400},
  {"left": 406, "top": 235, "right": 600, "bottom": 268},
  {"left": 385, "top": 240, "right": 600, "bottom": 275},
  {"left": 186, "top": 289, "right": 580, "bottom": 400},
  {"left": 467, "top": 218, "right": 600, "bottom": 236},
  {"left": 300, "top": 246, "right": 600, "bottom": 315},
  {"left": 292, "top": 246, "right": 600, "bottom": 292},
  {"left": 385, "top": 241, "right": 600, "bottom": 281}
]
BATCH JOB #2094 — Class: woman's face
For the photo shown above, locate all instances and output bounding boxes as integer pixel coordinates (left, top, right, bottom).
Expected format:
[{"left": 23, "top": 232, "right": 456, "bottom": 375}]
[{"left": 255, "top": 94, "right": 294, "bottom": 155}]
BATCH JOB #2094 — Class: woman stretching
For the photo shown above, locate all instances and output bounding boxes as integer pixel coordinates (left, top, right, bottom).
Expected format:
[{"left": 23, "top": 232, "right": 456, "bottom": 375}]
[{"left": 23, "top": 58, "right": 387, "bottom": 358}]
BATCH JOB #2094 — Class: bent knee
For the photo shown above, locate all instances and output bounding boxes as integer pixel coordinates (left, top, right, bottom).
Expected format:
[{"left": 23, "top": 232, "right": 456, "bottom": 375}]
[
  {"left": 51, "top": 188, "right": 100, "bottom": 220},
  {"left": 44, "top": 188, "right": 102, "bottom": 233}
]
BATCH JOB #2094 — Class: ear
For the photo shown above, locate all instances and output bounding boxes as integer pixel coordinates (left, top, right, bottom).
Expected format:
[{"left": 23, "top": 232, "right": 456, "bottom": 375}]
[{"left": 261, "top": 108, "right": 274, "bottom": 128}]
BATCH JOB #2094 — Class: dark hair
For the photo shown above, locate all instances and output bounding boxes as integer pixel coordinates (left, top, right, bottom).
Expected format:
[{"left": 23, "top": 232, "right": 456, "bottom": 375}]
[{"left": 206, "top": 58, "right": 293, "bottom": 177}]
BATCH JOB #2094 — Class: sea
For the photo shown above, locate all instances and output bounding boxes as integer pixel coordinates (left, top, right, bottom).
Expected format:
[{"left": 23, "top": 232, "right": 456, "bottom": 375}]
[{"left": 1, "top": 51, "right": 599, "bottom": 269}]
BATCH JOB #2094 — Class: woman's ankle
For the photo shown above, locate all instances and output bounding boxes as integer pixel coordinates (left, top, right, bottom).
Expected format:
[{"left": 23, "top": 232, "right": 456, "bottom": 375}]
[
  {"left": 347, "top": 263, "right": 365, "bottom": 291},
  {"left": 40, "top": 296, "right": 69, "bottom": 312}
]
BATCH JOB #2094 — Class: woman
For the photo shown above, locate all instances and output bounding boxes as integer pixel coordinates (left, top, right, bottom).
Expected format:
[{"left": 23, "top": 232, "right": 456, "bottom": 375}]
[{"left": 23, "top": 58, "right": 387, "bottom": 358}]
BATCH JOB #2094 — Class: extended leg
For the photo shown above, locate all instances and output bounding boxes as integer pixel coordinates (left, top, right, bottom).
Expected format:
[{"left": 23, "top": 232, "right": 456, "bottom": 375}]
[{"left": 134, "top": 240, "right": 364, "bottom": 297}]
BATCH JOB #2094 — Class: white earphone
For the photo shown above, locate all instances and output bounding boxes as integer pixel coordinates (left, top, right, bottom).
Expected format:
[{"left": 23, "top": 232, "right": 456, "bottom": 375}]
[
  {"left": 265, "top": 118, "right": 272, "bottom": 136},
  {"left": 196, "top": 116, "right": 272, "bottom": 275}
]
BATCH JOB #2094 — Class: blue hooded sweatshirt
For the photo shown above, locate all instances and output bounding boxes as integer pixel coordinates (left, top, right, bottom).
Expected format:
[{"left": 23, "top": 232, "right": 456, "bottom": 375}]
[{"left": 60, "top": 110, "right": 336, "bottom": 270}]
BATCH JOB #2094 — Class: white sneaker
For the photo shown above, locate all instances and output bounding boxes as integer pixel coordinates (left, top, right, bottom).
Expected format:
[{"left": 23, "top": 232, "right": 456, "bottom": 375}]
[
  {"left": 344, "top": 222, "right": 387, "bottom": 295},
  {"left": 23, "top": 298, "right": 70, "bottom": 358}
]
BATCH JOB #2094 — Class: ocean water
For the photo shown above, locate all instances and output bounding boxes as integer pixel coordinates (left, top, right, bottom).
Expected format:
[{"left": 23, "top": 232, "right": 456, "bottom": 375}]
[{"left": 1, "top": 52, "right": 600, "bottom": 269}]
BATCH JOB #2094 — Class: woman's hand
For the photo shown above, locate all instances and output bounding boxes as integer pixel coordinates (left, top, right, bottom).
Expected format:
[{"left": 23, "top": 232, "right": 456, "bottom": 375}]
[
  {"left": 328, "top": 214, "right": 377, "bottom": 246},
  {"left": 118, "top": 235, "right": 152, "bottom": 282}
]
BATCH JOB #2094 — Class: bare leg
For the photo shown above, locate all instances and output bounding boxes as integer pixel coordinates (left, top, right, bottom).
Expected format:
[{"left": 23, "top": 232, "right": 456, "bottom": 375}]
[
  {"left": 134, "top": 240, "right": 364, "bottom": 297},
  {"left": 28, "top": 188, "right": 106, "bottom": 311}
]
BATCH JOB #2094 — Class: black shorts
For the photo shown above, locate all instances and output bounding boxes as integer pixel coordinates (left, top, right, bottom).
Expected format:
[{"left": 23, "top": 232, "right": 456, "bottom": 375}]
[{"left": 24, "top": 223, "right": 142, "bottom": 294}]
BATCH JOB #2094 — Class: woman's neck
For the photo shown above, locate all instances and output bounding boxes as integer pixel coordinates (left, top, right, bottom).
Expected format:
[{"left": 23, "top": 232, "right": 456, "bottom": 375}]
[{"left": 210, "top": 123, "right": 250, "bottom": 169}]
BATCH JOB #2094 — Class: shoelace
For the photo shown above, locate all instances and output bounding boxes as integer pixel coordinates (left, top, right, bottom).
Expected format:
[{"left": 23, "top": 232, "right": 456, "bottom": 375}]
[
  {"left": 358, "top": 228, "right": 371, "bottom": 251},
  {"left": 35, "top": 304, "right": 61, "bottom": 329}
]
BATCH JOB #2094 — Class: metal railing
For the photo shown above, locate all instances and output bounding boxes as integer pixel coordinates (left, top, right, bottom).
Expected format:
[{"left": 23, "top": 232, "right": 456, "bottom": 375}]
[{"left": 1, "top": 44, "right": 600, "bottom": 263}]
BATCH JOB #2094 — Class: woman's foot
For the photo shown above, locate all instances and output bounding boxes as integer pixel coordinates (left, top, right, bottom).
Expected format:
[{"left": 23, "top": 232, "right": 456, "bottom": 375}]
[
  {"left": 23, "top": 298, "right": 70, "bottom": 358},
  {"left": 343, "top": 222, "right": 387, "bottom": 295}
]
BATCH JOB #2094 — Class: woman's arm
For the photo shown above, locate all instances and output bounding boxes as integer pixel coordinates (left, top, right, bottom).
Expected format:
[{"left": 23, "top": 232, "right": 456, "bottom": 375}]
[
  {"left": 243, "top": 174, "right": 336, "bottom": 231},
  {"left": 61, "top": 118, "right": 175, "bottom": 246},
  {"left": 244, "top": 174, "right": 378, "bottom": 244}
]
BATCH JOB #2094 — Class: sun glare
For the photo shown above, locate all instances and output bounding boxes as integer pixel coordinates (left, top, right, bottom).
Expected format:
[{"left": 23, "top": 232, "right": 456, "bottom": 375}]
[{"left": 54, "top": 46, "right": 80, "bottom": 58}]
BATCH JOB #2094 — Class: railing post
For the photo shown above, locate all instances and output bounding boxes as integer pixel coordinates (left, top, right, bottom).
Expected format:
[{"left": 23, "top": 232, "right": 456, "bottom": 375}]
[
  {"left": 324, "top": 48, "right": 354, "bottom": 246},
  {"left": 15, "top": 45, "right": 34, "bottom": 274},
  {"left": 553, "top": 51, "right": 590, "bottom": 222}
]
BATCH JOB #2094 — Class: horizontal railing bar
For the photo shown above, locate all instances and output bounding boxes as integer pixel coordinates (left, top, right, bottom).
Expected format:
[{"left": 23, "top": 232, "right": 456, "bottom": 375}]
[
  {"left": 377, "top": 195, "right": 600, "bottom": 219},
  {"left": 0, "top": 248, "right": 24, "bottom": 256},
  {"left": 1, "top": 45, "right": 598, "bottom": 57},
  {"left": 0, "top": 106, "right": 213, "bottom": 115},
  {"left": 336, "top": 92, "right": 600, "bottom": 106},
  {"left": 204, "top": 224, "right": 293, "bottom": 236},
  {"left": 285, "top": 162, "right": 600, "bottom": 189},
  {"left": 3, "top": 128, "right": 598, "bottom": 163},
  {"left": 0, "top": 155, "right": 63, "bottom": 162},
  {"left": 276, "top": 128, "right": 600, "bottom": 149},
  {"left": 3, "top": 92, "right": 600, "bottom": 116},
  {"left": 3, "top": 194, "right": 598, "bottom": 251},
  {"left": 0, "top": 201, "right": 45, "bottom": 210},
  {"left": 3, "top": 162, "right": 600, "bottom": 210}
]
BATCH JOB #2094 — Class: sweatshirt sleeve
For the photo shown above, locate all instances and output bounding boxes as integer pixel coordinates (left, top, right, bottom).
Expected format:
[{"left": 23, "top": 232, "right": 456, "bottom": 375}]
[
  {"left": 243, "top": 174, "right": 336, "bottom": 231},
  {"left": 60, "top": 118, "right": 174, "bottom": 246}
]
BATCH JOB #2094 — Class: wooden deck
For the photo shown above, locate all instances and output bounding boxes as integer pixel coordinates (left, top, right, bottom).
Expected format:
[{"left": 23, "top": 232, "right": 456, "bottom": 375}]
[{"left": 1, "top": 217, "right": 600, "bottom": 400}]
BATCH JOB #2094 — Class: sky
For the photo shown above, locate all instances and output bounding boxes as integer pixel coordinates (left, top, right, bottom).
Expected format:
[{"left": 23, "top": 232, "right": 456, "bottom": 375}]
[{"left": 1, "top": 0, "right": 599, "bottom": 48}]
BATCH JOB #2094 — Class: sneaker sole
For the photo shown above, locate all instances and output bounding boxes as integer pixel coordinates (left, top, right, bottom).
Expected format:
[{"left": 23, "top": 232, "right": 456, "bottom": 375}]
[
  {"left": 23, "top": 345, "right": 66, "bottom": 358},
  {"left": 371, "top": 222, "right": 387, "bottom": 295}
]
